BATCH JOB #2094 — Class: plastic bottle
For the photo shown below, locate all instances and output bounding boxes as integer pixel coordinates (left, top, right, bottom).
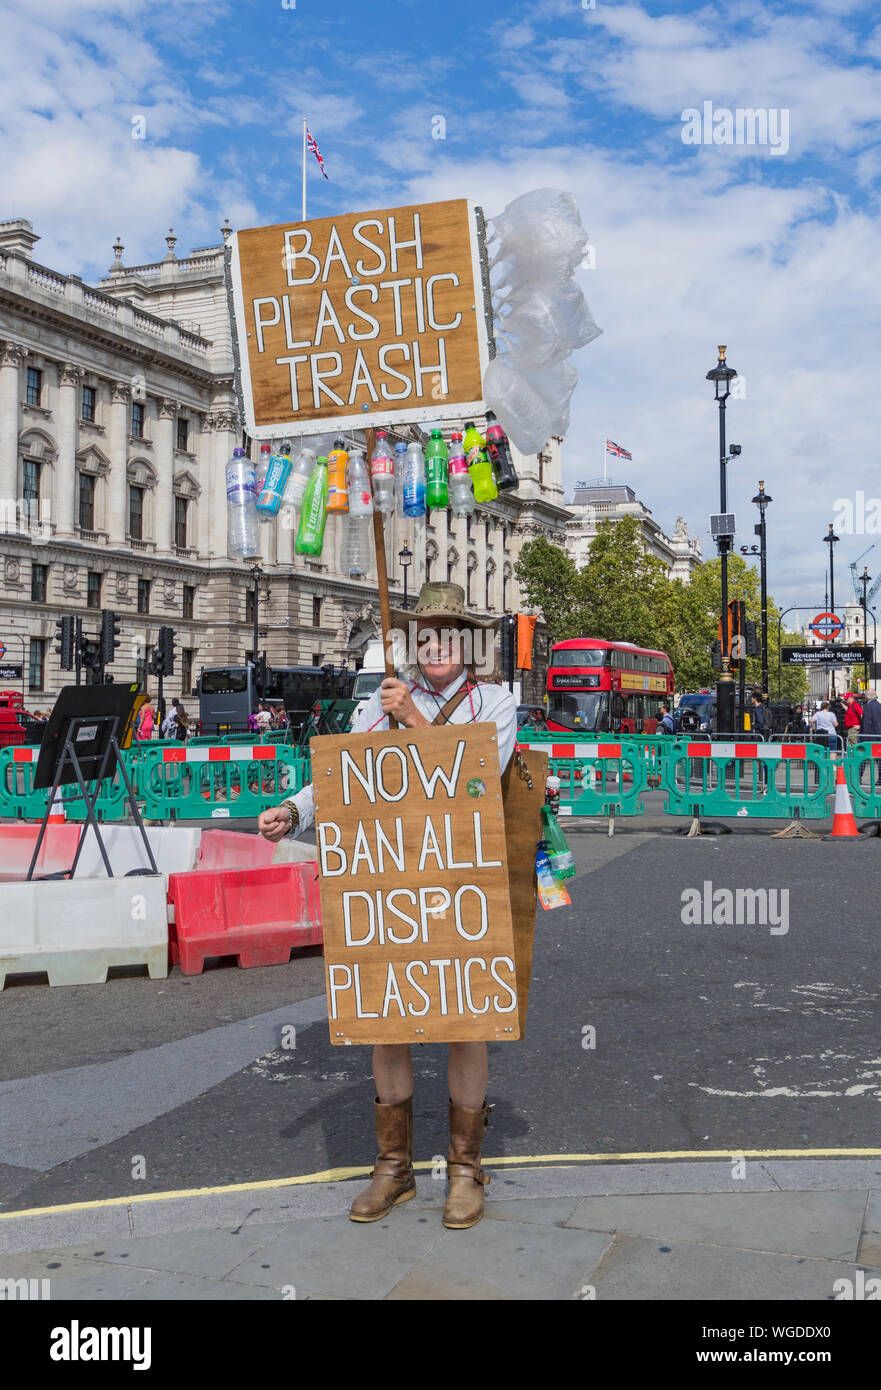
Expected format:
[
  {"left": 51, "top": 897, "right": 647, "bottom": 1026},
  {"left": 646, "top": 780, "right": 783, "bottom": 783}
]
[
  {"left": 425, "top": 428, "right": 449, "bottom": 510},
  {"left": 403, "top": 441, "right": 427, "bottom": 517},
  {"left": 541, "top": 805, "right": 576, "bottom": 878},
  {"left": 282, "top": 445, "right": 317, "bottom": 514},
  {"left": 370, "top": 429, "right": 396, "bottom": 514},
  {"left": 226, "top": 447, "right": 259, "bottom": 558},
  {"left": 463, "top": 421, "right": 498, "bottom": 503},
  {"left": 255, "top": 443, "right": 272, "bottom": 491},
  {"left": 256, "top": 440, "right": 293, "bottom": 519},
  {"left": 484, "top": 411, "right": 519, "bottom": 491},
  {"left": 535, "top": 842, "right": 571, "bottom": 910},
  {"left": 394, "top": 442, "right": 408, "bottom": 517},
  {"left": 326, "top": 436, "right": 349, "bottom": 512},
  {"left": 341, "top": 455, "right": 372, "bottom": 576},
  {"left": 545, "top": 774, "right": 562, "bottom": 815},
  {"left": 295, "top": 455, "right": 329, "bottom": 556},
  {"left": 448, "top": 430, "right": 475, "bottom": 516}
]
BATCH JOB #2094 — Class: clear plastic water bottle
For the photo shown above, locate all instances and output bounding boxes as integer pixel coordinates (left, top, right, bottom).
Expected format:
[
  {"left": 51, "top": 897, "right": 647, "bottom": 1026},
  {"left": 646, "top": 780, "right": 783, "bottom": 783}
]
[
  {"left": 403, "top": 441, "right": 426, "bottom": 517},
  {"left": 256, "top": 440, "right": 293, "bottom": 519},
  {"left": 282, "top": 445, "right": 317, "bottom": 514},
  {"left": 370, "top": 429, "right": 396, "bottom": 514},
  {"left": 341, "top": 453, "right": 372, "bottom": 576},
  {"left": 346, "top": 451, "right": 374, "bottom": 517},
  {"left": 226, "top": 447, "right": 259, "bottom": 558},
  {"left": 448, "top": 431, "right": 475, "bottom": 516},
  {"left": 395, "top": 441, "right": 408, "bottom": 517}
]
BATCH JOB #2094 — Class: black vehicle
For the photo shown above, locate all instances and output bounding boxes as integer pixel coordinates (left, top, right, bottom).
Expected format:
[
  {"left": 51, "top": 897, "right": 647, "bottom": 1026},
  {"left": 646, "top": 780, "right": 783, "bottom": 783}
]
[{"left": 196, "top": 662, "right": 353, "bottom": 736}]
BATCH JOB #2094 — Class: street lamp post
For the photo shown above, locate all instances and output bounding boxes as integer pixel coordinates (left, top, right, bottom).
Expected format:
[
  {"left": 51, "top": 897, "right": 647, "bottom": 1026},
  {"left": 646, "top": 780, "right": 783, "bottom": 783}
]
[
  {"left": 823, "top": 523, "right": 839, "bottom": 698},
  {"left": 859, "top": 565, "right": 871, "bottom": 689},
  {"left": 398, "top": 544, "right": 413, "bottom": 610},
  {"left": 706, "top": 345, "right": 738, "bottom": 734}
]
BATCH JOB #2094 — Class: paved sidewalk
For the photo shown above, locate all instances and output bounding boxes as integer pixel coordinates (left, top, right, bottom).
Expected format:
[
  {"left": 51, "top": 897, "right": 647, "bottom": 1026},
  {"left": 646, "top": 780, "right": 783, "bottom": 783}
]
[{"left": 1, "top": 1159, "right": 879, "bottom": 1300}]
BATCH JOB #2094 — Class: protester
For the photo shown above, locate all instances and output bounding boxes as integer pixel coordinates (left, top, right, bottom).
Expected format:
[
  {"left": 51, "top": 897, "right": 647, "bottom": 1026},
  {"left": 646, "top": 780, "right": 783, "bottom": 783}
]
[{"left": 258, "top": 582, "right": 516, "bottom": 1231}]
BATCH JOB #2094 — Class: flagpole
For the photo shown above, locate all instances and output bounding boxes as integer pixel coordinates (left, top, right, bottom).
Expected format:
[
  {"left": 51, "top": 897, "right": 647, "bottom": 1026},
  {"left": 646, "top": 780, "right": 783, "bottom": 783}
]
[
  {"left": 602, "top": 435, "right": 606, "bottom": 482},
  {"left": 302, "top": 119, "right": 307, "bottom": 221}
]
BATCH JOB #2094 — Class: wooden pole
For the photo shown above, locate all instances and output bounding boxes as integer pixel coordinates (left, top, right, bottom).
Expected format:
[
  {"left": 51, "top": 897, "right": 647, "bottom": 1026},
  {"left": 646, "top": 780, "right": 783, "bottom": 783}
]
[{"left": 366, "top": 428, "right": 399, "bottom": 725}]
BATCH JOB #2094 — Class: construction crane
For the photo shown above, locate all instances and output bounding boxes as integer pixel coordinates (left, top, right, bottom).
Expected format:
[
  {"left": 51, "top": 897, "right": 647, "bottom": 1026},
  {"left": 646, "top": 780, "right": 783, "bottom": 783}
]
[{"left": 850, "top": 544, "right": 881, "bottom": 608}]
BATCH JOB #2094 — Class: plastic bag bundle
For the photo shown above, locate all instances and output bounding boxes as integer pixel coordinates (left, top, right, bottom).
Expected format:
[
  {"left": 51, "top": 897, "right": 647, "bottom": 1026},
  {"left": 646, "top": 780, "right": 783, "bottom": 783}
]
[{"left": 482, "top": 188, "right": 602, "bottom": 454}]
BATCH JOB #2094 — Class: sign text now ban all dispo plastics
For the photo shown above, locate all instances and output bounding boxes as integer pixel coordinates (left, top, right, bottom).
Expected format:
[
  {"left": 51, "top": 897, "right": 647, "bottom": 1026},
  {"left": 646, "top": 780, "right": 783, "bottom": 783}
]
[
  {"left": 229, "top": 199, "right": 489, "bottom": 438},
  {"left": 312, "top": 724, "right": 520, "bottom": 1045}
]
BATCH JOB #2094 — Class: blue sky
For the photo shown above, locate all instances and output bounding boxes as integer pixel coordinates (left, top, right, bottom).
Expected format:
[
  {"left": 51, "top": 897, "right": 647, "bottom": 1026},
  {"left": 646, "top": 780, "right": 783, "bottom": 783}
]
[{"left": 3, "top": 0, "right": 881, "bottom": 621}]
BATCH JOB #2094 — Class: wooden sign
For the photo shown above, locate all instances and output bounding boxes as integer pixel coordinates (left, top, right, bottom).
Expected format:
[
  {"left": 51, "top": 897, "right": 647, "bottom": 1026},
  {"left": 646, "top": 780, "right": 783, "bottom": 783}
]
[
  {"left": 312, "top": 723, "right": 520, "bottom": 1045},
  {"left": 228, "top": 199, "right": 489, "bottom": 438}
]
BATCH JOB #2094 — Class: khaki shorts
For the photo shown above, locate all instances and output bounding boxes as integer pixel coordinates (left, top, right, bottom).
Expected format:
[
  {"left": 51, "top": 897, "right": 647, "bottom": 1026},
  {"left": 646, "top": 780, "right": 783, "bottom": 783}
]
[{"left": 847, "top": 726, "right": 859, "bottom": 747}]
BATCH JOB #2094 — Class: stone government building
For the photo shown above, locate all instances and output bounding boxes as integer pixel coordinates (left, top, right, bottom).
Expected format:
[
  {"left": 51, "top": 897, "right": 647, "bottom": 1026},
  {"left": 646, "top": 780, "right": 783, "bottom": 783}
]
[{"left": 0, "top": 218, "right": 571, "bottom": 709}]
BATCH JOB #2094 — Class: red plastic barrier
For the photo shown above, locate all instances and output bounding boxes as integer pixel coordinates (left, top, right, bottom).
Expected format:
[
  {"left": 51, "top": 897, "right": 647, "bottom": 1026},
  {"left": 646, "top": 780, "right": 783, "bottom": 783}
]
[
  {"left": 167, "top": 862, "right": 322, "bottom": 974},
  {"left": 196, "top": 829, "right": 276, "bottom": 872},
  {"left": 0, "top": 823, "right": 81, "bottom": 881}
]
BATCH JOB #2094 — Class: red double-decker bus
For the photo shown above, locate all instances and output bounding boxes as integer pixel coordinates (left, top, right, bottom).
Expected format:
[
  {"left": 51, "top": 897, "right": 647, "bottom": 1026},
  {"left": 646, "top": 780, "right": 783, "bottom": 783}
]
[{"left": 546, "top": 639, "right": 675, "bottom": 734}]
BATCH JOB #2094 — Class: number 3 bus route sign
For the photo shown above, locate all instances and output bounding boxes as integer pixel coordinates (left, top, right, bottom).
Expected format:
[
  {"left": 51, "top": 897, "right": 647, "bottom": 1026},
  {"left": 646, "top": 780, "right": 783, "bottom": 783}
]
[{"left": 228, "top": 199, "right": 490, "bottom": 439}]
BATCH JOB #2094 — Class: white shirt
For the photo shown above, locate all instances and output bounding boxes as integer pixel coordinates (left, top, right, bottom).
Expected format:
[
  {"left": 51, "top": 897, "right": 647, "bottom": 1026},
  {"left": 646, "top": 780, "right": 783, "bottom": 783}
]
[{"left": 285, "top": 670, "right": 518, "bottom": 837}]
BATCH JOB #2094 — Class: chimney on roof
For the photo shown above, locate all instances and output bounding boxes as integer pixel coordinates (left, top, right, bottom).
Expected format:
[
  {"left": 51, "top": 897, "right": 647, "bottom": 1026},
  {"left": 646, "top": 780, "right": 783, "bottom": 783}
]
[{"left": 0, "top": 218, "right": 40, "bottom": 260}]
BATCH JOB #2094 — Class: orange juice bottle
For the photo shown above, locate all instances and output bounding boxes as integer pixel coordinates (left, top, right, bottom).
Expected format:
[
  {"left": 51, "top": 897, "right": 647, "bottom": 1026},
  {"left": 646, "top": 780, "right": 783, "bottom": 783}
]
[{"left": 326, "top": 436, "right": 349, "bottom": 512}]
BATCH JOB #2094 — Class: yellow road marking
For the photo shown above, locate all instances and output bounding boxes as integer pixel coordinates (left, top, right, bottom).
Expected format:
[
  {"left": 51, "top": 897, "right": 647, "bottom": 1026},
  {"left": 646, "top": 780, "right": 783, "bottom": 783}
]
[{"left": 3, "top": 1148, "right": 881, "bottom": 1221}]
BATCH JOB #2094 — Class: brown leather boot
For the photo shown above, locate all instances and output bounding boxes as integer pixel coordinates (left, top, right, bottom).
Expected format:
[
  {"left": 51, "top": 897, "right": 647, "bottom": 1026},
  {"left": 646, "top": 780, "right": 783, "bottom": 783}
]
[
  {"left": 443, "top": 1098, "right": 492, "bottom": 1229},
  {"left": 349, "top": 1095, "right": 416, "bottom": 1222}
]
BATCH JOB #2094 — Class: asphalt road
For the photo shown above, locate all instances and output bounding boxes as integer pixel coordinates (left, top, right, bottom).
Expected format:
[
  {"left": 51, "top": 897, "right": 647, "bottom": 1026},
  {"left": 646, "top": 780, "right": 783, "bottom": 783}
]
[{"left": 2, "top": 813, "right": 880, "bottom": 1214}]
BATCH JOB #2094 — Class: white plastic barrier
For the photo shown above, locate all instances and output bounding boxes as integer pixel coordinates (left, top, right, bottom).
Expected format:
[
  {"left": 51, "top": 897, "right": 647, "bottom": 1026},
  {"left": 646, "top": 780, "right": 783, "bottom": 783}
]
[
  {"left": 272, "top": 838, "right": 318, "bottom": 864},
  {"left": 0, "top": 877, "right": 168, "bottom": 987},
  {"left": 72, "top": 825, "right": 202, "bottom": 879}
]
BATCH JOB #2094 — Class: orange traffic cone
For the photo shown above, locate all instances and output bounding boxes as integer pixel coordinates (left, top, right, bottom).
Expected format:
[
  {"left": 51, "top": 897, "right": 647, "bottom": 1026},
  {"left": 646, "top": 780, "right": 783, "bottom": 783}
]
[
  {"left": 827, "top": 764, "right": 859, "bottom": 838},
  {"left": 47, "top": 788, "right": 66, "bottom": 824}
]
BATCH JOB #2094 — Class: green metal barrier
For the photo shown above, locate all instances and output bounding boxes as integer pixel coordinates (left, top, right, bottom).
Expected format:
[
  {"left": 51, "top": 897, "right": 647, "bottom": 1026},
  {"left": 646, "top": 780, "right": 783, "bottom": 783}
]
[
  {"left": 661, "top": 739, "right": 835, "bottom": 819},
  {"left": 138, "top": 743, "right": 310, "bottom": 821},
  {"left": 516, "top": 735, "right": 648, "bottom": 817},
  {"left": 844, "top": 740, "right": 881, "bottom": 819}
]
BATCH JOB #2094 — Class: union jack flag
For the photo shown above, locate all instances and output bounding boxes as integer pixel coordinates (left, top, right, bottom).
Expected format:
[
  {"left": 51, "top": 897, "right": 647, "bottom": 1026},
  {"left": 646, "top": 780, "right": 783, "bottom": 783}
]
[
  {"left": 306, "top": 126, "right": 329, "bottom": 180},
  {"left": 605, "top": 438, "right": 632, "bottom": 460}
]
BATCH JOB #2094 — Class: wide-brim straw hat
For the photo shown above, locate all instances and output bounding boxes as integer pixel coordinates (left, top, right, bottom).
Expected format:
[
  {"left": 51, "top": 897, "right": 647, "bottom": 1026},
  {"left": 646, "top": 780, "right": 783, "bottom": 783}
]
[{"left": 388, "top": 582, "right": 498, "bottom": 634}]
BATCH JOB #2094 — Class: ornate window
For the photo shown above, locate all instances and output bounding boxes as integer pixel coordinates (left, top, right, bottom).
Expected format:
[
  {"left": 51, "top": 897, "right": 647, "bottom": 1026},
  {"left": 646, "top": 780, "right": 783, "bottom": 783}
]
[{"left": 26, "top": 368, "right": 42, "bottom": 406}]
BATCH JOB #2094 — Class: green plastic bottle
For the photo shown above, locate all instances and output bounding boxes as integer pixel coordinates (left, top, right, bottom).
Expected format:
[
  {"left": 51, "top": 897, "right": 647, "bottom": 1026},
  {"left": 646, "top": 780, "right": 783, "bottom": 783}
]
[
  {"left": 426, "top": 428, "right": 449, "bottom": 510},
  {"left": 541, "top": 804, "right": 576, "bottom": 879},
  {"left": 295, "top": 455, "right": 329, "bottom": 556},
  {"left": 463, "top": 421, "right": 498, "bottom": 503}
]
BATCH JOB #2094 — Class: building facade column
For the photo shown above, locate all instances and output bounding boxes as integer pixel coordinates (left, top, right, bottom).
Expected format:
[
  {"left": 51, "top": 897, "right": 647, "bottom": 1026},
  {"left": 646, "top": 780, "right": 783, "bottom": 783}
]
[
  {"left": 108, "top": 381, "right": 130, "bottom": 546},
  {"left": 209, "top": 408, "right": 239, "bottom": 559},
  {"left": 55, "top": 362, "right": 84, "bottom": 538},
  {"left": 155, "top": 398, "right": 177, "bottom": 554},
  {"left": 0, "top": 342, "right": 26, "bottom": 515}
]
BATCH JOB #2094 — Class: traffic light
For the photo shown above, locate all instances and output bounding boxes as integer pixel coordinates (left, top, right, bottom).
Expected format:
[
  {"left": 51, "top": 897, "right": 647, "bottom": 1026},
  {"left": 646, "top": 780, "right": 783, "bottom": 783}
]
[
  {"left": 256, "top": 653, "right": 270, "bottom": 693},
  {"left": 500, "top": 615, "right": 517, "bottom": 683},
  {"left": 55, "top": 615, "right": 75, "bottom": 670},
  {"left": 744, "top": 620, "right": 760, "bottom": 657},
  {"left": 711, "top": 639, "right": 722, "bottom": 671},
  {"left": 158, "top": 625, "right": 176, "bottom": 676},
  {"left": 100, "top": 609, "right": 121, "bottom": 666},
  {"left": 718, "top": 600, "right": 748, "bottom": 664},
  {"left": 149, "top": 645, "right": 165, "bottom": 677}
]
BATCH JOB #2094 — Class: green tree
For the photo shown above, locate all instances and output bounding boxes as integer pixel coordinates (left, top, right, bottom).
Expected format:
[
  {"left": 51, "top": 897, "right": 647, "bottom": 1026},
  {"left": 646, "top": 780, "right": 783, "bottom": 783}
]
[{"left": 578, "top": 516, "right": 673, "bottom": 649}]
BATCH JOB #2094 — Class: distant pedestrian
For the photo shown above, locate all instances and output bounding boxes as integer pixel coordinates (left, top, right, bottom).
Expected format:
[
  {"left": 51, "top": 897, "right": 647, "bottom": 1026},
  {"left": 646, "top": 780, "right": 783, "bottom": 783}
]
[
  {"left": 161, "top": 698, "right": 180, "bottom": 740},
  {"left": 656, "top": 703, "right": 675, "bottom": 735},
  {"left": 859, "top": 690, "right": 881, "bottom": 786},
  {"left": 843, "top": 692, "right": 864, "bottom": 750},
  {"left": 750, "top": 693, "right": 766, "bottom": 737},
  {"left": 174, "top": 703, "right": 190, "bottom": 742},
  {"left": 810, "top": 701, "right": 838, "bottom": 750},
  {"left": 137, "top": 697, "right": 155, "bottom": 742}
]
